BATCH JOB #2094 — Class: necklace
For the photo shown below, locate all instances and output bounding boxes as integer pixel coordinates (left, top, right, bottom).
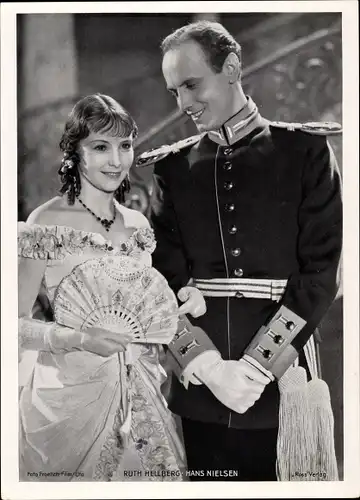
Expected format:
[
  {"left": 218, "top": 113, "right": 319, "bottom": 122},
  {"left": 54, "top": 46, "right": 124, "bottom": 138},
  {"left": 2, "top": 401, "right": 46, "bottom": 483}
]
[{"left": 77, "top": 196, "right": 116, "bottom": 232}]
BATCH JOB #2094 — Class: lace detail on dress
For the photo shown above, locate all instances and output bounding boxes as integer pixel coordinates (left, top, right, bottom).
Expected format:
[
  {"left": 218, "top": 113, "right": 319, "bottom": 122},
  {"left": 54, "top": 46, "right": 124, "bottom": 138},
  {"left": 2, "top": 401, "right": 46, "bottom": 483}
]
[
  {"left": 93, "top": 358, "right": 132, "bottom": 481},
  {"left": 93, "top": 407, "right": 127, "bottom": 481},
  {"left": 129, "top": 366, "right": 183, "bottom": 481},
  {"left": 92, "top": 349, "right": 183, "bottom": 482},
  {"left": 17, "top": 222, "right": 156, "bottom": 260}
]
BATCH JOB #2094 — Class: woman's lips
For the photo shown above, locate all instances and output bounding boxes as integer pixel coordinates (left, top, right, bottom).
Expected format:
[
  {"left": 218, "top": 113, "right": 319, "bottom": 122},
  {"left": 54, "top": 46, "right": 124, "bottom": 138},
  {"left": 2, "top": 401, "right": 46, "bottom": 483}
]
[{"left": 102, "top": 172, "right": 122, "bottom": 179}]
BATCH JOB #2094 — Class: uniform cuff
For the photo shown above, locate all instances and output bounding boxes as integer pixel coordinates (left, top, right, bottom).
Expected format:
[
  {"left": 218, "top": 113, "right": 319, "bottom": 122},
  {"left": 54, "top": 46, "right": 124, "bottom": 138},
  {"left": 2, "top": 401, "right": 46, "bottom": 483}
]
[
  {"left": 244, "top": 305, "right": 306, "bottom": 379},
  {"left": 167, "top": 315, "right": 219, "bottom": 381}
]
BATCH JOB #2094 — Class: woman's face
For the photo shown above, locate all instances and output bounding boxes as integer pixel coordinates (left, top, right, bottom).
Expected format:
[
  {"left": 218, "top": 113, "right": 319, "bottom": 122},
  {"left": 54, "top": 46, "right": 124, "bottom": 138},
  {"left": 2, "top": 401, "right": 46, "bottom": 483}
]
[{"left": 78, "top": 131, "right": 135, "bottom": 193}]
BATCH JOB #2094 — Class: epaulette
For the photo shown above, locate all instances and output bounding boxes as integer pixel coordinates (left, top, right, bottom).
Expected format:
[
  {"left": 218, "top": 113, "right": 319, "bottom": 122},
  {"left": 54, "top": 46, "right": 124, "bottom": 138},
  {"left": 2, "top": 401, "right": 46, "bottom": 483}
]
[
  {"left": 135, "top": 134, "right": 202, "bottom": 168},
  {"left": 270, "top": 120, "right": 342, "bottom": 136}
]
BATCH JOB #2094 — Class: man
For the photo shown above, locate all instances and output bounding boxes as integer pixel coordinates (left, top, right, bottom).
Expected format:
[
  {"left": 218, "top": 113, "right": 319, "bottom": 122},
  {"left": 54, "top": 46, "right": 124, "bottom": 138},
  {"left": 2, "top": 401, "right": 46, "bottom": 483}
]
[{"left": 136, "top": 21, "right": 342, "bottom": 481}]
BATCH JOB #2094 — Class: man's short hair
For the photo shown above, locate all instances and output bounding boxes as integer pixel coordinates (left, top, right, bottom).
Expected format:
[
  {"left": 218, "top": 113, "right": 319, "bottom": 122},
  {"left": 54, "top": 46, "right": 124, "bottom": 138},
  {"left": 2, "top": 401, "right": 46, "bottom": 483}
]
[{"left": 161, "top": 20, "right": 242, "bottom": 73}]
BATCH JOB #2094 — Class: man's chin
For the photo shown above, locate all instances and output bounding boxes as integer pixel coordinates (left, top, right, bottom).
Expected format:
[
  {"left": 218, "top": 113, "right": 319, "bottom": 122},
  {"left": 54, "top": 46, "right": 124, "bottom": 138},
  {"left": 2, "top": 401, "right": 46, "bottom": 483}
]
[
  {"left": 194, "top": 119, "right": 221, "bottom": 134},
  {"left": 194, "top": 121, "right": 213, "bottom": 133}
]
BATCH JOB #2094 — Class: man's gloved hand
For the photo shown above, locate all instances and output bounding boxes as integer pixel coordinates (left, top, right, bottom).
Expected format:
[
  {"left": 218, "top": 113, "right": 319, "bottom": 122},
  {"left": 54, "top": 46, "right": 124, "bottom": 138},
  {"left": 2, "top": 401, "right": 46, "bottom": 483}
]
[
  {"left": 182, "top": 350, "right": 272, "bottom": 414},
  {"left": 177, "top": 286, "right": 207, "bottom": 318},
  {"left": 241, "top": 353, "right": 276, "bottom": 382}
]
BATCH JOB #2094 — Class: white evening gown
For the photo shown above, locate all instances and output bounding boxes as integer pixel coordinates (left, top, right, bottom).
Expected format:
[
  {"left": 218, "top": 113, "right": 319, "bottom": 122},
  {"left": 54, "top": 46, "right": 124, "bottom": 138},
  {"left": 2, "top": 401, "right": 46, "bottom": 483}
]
[{"left": 18, "top": 211, "right": 185, "bottom": 482}]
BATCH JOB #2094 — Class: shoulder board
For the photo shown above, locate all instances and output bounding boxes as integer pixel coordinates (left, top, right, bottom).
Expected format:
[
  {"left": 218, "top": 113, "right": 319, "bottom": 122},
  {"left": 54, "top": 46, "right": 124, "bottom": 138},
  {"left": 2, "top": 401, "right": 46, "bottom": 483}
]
[
  {"left": 135, "top": 134, "right": 202, "bottom": 168},
  {"left": 270, "top": 120, "right": 342, "bottom": 136}
]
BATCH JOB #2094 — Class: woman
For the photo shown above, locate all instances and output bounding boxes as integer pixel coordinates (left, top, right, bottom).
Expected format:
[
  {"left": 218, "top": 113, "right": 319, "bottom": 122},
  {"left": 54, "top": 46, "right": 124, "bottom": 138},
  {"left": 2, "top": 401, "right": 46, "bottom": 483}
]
[{"left": 18, "top": 94, "right": 206, "bottom": 481}]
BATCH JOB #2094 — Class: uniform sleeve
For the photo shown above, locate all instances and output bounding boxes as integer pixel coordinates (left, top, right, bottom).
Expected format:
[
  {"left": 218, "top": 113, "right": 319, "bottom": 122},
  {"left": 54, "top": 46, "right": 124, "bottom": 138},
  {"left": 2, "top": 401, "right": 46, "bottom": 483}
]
[
  {"left": 244, "top": 137, "right": 342, "bottom": 378},
  {"left": 283, "top": 138, "right": 342, "bottom": 350},
  {"left": 149, "top": 162, "right": 191, "bottom": 295}
]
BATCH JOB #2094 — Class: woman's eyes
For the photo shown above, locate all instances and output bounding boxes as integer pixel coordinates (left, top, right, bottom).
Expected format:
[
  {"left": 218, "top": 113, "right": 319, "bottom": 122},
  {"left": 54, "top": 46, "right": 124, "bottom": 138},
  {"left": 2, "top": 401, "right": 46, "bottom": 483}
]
[
  {"left": 93, "top": 144, "right": 107, "bottom": 151},
  {"left": 93, "top": 143, "right": 132, "bottom": 152}
]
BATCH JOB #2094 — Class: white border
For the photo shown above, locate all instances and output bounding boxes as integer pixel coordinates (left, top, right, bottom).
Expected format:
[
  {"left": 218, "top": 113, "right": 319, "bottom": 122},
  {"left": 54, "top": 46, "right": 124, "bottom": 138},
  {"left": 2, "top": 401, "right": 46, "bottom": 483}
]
[{"left": 1, "top": 2, "right": 359, "bottom": 499}]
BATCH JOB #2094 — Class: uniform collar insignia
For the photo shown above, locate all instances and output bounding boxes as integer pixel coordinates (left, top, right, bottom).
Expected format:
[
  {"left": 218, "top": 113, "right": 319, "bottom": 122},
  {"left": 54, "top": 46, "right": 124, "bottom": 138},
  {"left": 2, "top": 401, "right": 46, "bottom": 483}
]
[{"left": 207, "top": 96, "right": 263, "bottom": 146}]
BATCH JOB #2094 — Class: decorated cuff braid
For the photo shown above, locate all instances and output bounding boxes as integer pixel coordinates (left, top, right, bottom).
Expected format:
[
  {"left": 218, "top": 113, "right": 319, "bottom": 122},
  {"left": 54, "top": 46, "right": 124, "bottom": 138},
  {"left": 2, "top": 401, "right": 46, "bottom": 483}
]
[
  {"left": 167, "top": 315, "right": 219, "bottom": 375},
  {"left": 244, "top": 305, "right": 306, "bottom": 379}
]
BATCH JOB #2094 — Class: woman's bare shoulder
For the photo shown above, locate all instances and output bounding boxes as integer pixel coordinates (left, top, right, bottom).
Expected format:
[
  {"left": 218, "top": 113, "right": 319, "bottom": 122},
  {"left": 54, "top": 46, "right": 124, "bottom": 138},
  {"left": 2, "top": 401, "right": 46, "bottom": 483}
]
[
  {"left": 26, "top": 196, "right": 78, "bottom": 225},
  {"left": 115, "top": 202, "right": 150, "bottom": 230}
]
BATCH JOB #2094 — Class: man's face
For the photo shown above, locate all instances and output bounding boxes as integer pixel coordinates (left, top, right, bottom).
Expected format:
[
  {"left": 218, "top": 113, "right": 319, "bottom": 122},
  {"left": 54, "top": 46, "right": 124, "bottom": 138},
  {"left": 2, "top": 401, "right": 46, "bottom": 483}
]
[{"left": 162, "top": 40, "right": 235, "bottom": 133}]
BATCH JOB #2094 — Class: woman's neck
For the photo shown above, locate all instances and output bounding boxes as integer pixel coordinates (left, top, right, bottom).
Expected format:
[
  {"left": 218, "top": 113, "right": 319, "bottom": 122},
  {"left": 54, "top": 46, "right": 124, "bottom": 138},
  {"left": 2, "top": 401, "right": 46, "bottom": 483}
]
[{"left": 77, "top": 177, "right": 115, "bottom": 219}]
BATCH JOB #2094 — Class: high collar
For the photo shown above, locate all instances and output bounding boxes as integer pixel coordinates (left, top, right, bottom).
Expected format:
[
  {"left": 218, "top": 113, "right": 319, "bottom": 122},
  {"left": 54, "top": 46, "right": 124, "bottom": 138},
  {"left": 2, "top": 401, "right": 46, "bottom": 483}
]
[{"left": 207, "top": 96, "right": 263, "bottom": 146}]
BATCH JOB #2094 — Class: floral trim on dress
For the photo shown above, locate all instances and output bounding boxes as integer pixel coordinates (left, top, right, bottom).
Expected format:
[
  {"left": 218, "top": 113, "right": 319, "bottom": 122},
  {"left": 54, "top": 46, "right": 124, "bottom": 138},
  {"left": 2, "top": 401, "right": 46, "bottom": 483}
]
[
  {"left": 17, "top": 222, "right": 156, "bottom": 260},
  {"left": 128, "top": 363, "right": 183, "bottom": 481},
  {"left": 92, "top": 351, "right": 183, "bottom": 482},
  {"left": 93, "top": 357, "right": 133, "bottom": 481},
  {"left": 120, "top": 227, "right": 156, "bottom": 256},
  {"left": 93, "top": 406, "right": 127, "bottom": 481}
]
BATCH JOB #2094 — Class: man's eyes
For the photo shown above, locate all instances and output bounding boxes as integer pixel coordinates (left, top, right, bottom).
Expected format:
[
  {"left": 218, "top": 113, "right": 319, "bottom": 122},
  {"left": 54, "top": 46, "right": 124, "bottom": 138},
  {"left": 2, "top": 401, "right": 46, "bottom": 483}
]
[{"left": 168, "top": 82, "right": 198, "bottom": 97}]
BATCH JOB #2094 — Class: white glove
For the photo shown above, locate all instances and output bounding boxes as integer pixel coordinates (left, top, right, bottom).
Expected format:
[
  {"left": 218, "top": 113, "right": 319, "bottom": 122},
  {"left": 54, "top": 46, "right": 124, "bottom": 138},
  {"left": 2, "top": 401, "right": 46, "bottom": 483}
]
[
  {"left": 242, "top": 353, "right": 275, "bottom": 382},
  {"left": 182, "top": 350, "right": 272, "bottom": 414},
  {"left": 177, "top": 286, "right": 207, "bottom": 318},
  {"left": 19, "top": 317, "right": 131, "bottom": 357}
]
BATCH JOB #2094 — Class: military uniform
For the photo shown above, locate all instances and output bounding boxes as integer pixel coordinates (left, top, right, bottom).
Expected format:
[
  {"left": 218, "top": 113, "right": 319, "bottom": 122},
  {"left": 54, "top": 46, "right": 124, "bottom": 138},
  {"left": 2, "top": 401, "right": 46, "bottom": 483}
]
[{"left": 136, "top": 97, "right": 342, "bottom": 478}]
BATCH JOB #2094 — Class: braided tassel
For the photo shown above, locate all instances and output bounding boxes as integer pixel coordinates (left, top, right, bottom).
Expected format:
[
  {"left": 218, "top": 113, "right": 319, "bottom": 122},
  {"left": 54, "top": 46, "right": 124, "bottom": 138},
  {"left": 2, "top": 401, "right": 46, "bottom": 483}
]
[{"left": 276, "top": 336, "right": 339, "bottom": 481}]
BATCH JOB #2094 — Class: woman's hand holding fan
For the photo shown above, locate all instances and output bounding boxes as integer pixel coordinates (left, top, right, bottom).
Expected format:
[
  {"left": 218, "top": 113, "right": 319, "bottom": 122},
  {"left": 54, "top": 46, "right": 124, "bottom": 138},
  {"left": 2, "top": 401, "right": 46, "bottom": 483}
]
[
  {"left": 43, "top": 321, "right": 131, "bottom": 357},
  {"left": 78, "top": 326, "right": 132, "bottom": 357},
  {"left": 54, "top": 255, "right": 180, "bottom": 346}
]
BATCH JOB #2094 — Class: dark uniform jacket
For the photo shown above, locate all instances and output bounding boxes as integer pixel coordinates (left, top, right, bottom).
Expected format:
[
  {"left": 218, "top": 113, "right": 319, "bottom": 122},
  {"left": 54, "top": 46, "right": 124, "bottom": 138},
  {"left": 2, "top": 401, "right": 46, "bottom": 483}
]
[{"left": 147, "top": 108, "right": 343, "bottom": 430}]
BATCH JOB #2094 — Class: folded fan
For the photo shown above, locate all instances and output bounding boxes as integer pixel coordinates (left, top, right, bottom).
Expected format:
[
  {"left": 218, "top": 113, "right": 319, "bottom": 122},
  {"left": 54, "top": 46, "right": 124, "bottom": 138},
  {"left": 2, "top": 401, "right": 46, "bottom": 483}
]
[{"left": 53, "top": 255, "right": 179, "bottom": 344}]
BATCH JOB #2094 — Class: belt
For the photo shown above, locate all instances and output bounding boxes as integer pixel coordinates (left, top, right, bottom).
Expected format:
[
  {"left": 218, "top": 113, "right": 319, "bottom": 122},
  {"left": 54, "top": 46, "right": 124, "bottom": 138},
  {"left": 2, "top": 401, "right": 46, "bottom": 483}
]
[{"left": 193, "top": 277, "right": 288, "bottom": 302}]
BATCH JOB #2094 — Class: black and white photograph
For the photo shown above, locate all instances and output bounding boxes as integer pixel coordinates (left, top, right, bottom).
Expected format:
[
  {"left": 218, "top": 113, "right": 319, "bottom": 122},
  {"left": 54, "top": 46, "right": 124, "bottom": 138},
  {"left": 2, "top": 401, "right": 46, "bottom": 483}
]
[{"left": 1, "top": 1, "right": 359, "bottom": 498}]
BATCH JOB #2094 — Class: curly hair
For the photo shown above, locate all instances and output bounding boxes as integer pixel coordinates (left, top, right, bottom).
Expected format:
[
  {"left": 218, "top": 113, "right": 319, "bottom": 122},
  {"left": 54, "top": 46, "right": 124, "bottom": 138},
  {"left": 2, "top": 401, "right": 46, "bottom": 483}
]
[
  {"left": 58, "top": 93, "right": 138, "bottom": 205},
  {"left": 160, "top": 20, "right": 242, "bottom": 74}
]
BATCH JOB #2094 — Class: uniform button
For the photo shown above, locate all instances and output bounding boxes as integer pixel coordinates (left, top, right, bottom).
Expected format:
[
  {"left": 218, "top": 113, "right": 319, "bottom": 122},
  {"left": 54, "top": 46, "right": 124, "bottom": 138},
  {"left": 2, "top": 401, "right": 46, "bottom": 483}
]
[
  {"left": 223, "top": 161, "right": 232, "bottom": 171},
  {"left": 234, "top": 268, "right": 244, "bottom": 277},
  {"left": 231, "top": 248, "right": 241, "bottom": 257},
  {"left": 225, "top": 203, "right": 235, "bottom": 212},
  {"left": 229, "top": 225, "right": 237, "bottom": 234},
  {"left": 224, "top": 181, "right": 234, "bottom": 191},
  {"left": 262, "top": 349, "right": 272, "bottom": 359},
  {"left": 223, "top": 147, "right": 233, "bottom": 156},
  {"left": 286, "top": 321, "right": 295, "bottom": 331},
  {"left": 273, "top": 335, "right": 284, "bottom": 344}
]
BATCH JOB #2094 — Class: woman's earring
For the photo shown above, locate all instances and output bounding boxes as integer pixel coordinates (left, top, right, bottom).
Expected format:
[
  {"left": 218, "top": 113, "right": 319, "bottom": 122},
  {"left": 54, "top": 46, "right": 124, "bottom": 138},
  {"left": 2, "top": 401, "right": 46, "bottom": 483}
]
[
  {"left": 115, "top": 174, "right": 131, "bottom": 203},
  {"left": 122, "top": 174, "right": 131, "bottom": 194}
]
